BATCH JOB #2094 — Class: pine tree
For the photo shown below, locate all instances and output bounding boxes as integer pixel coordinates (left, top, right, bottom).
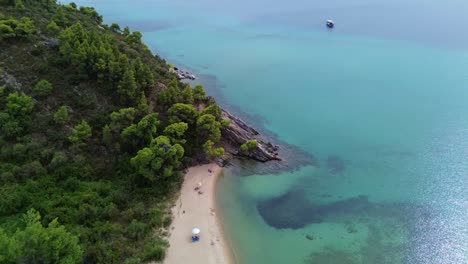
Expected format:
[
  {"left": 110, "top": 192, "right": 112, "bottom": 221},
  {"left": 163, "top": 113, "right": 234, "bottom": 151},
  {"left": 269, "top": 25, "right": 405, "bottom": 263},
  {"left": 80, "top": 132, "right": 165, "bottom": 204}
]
[
  {"left": 69, "top": 120, "right": 92, "bottom": 144},
  {"left": 117, "top": 68, "right": 138, "bottom": 99},
  {"left": 181, "top": 84, "right": 194, "bottom": 104},
  {"left": 193, "top": 84, "right": 206, "bottom": 102},
  {"left": 53, "top": 106, "right": 69, "bottom": 124},
  {"left": 137, "top": 92, "right": 149, "bottom": 114},
  {"left": 34, "top": 80, "right": 53, "bottom": 96}
]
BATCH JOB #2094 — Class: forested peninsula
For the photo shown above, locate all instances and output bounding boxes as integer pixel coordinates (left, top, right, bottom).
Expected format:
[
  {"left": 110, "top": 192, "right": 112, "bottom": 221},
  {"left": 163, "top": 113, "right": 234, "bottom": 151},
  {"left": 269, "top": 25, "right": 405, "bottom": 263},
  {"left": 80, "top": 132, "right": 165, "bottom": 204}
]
[{"left": 0, "top": 0, "right": 278, "bottom": 263}]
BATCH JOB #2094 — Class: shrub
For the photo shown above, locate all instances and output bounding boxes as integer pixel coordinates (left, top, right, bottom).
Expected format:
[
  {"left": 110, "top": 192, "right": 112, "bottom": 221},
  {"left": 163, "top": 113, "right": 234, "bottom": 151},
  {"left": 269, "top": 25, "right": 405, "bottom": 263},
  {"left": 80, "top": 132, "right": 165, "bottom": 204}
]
[
  {"left": 53, "top": 106, "right": 69, "bottom": 124},
  {"left": 34, "top": 80, "right": 53, "bottom": 96},
  {"left": 50, "top": 151, "right": 68, "bottom": 168},
  {"left": 0, "top": 23, "right": 15, "bottom": 40},
  {"left": 110, "top": 23, "right": 120, "bottom": 32},
  {"left": 127, "top": 220, "right": 148, "bottom": 240},
  {"left": 15, "top": 0, "right": 25, "bottom": 10},
  {"left": 142, "top": 243, "right": 166, "bottom": 262},
  {"left": 240, "top": 139, "right": 258, "bottom": 152},
  {"left": 14, "top": 17, "right": 36, "bottom": 39},
  {"left": 203, "top": 140, "right": 224, "bottom": 158},
  {"left": 69, "top": 120, "right": 92, "bottom": 144},
  {"left": 46, "top": 21, "right": 60, "bottom": 33}
]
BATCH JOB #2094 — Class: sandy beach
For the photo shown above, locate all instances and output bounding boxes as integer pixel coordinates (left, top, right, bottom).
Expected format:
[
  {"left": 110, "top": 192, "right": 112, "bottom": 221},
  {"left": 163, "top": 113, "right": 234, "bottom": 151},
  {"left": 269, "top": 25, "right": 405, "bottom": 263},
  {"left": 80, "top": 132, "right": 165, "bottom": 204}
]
[{"left": 164, "top": 164, "right": 235, "bottom": 264}]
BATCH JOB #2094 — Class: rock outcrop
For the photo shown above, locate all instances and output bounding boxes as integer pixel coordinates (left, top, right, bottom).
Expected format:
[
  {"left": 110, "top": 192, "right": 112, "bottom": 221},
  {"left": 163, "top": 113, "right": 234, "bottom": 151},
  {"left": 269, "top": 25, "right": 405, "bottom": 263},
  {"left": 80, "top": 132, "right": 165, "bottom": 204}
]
[
  {"left": 0, "top": 71, "right": 22, "bottom": 92},
  {"left": 169, "top": 67, "right": 196, "bottom": 80},
  {"left": 221, "top": 109, "right": 280, "bottom": 162}
]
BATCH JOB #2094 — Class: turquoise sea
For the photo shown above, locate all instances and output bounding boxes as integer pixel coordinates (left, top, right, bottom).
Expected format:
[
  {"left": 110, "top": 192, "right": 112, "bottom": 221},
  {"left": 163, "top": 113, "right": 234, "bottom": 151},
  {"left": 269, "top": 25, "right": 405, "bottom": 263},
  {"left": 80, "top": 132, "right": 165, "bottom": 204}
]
[{"left": 77, "top": 0, "right": 468, "bottom": 263}]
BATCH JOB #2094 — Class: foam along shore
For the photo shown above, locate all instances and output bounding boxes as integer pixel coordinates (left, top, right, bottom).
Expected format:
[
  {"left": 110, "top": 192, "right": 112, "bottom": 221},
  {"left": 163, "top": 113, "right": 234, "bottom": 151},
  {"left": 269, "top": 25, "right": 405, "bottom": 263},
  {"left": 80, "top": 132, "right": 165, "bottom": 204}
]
[{"left": 164, "top": 164, "right": 235, "bottom": 264}]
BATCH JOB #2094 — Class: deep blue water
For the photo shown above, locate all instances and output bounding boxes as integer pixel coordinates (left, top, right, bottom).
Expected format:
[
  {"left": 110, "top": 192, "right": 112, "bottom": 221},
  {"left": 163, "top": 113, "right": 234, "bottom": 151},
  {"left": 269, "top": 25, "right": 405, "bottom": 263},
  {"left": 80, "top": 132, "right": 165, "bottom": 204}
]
[{"left": 77, "top": 0, "right": 468, "bottom": 263}]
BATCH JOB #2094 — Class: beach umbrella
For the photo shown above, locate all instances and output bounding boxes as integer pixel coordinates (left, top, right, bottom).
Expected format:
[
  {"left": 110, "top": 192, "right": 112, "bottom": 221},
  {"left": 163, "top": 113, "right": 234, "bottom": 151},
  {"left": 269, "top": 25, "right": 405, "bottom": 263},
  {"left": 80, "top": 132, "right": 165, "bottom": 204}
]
[{"left": 192, "top": 228, "right": 200, "bottom": 235}]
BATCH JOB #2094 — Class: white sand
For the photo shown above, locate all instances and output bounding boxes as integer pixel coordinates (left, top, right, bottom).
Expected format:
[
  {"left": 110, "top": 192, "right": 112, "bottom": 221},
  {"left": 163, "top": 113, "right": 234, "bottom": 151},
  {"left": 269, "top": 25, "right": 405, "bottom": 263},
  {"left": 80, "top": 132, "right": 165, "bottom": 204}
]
[{"left": 164, "top": 164, "right": 235, "bottom": 264}]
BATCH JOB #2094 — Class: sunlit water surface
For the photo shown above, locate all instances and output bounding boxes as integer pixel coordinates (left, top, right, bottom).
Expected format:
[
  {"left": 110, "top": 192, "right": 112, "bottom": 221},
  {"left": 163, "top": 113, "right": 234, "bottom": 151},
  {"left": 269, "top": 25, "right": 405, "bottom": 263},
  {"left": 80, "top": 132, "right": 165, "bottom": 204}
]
[{"left": 76, "top": 0, "right": 468, "bottom": 263}]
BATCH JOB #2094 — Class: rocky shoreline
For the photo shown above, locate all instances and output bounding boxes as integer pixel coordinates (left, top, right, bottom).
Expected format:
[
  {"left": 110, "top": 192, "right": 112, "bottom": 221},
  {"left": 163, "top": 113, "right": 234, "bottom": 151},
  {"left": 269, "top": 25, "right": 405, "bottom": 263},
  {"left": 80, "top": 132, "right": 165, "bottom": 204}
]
[
  {"left": 220, "top": 109, "right": 281, "bottom": 163},
  {"left": 169, "top": 67, "right": 196, "bottom": 80}
]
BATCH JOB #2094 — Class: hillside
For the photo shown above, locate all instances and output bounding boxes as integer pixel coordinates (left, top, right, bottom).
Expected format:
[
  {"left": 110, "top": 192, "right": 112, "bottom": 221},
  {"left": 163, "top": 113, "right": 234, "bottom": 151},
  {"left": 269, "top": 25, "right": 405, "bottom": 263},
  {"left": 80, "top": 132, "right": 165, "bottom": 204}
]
[{"left": 0, "top": 0, "right": 233, "bottom": 263}]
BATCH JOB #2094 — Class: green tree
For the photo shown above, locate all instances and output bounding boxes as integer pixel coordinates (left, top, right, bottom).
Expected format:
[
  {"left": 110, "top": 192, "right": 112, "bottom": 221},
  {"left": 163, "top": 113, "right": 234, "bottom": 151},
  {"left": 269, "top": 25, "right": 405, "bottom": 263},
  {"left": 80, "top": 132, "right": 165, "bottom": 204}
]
[
  {"left": 6, "top": 92, "right": 34, "bottom": 117},
  {"left": 201, "top": 104, "right": 221, "bottom": 120},
  {"left": 121, "top": 113, "right": 159, "bottom": 148},
  {"left": 0, "top": 93, "right": 33, "bottom": 138},
  {"left": 50, "top": 151, "right": 68, "bottom": 168},
  {"left": 135, "top": 113, "right": 159, "bottom": 143},
  {"left": 118, "top": 68, "right": 138, "bottom": 99},
  {"left": 15, "top": 0, "right": 25, "bottom": 10},
  {"left": 46, "top": 21, "right": 60, "bottom": 33},
  {"left": 193, "top": 84, "right": 206, "bottom": 102},
  {"left": 69, "top": 120, "right": 92, "bottom": 144},
  {"left": 109, "top": 107, "right": 136, "bottom": 131},
  {"left": 11, "top": 209, "right": 83, "bottom": 264},
  {"left": 168, "top": 103, "right": 199, "bottom": 127},
  {"left": 52, "top": 6, "right": 68, "bottom": 27},
  {"left": 134, "top": 59, "right": 154, "bottom": 90},
  {"left": 240, "top": 139, "right": 258, "bottom": 152},
  {"left": 0, "top": 228, "right": 18, "bottom": 263},
  {"left": 0, "top": 113, "right": 22, "bottom": 138},
  {"left": 157, "top": 87, "right": 177, "bottom": 108},
  {"left": 53, "top": 106, "right": 69, "bottom": 124},
  {"left": 79, "top": 6, "right": 102, "bottom": 24},
  {"left": 126, "top": 31, "right": 142, "bottom": 45},
  {"left": 34, "top": 80, "right": 53, "bottom": 96},
  {"left": 180, "top": 84, "right": 193, "bottom": 104},
  {"left": 14, "top": 17, "right": 36, "bottom": 39},
  {"left": 123, "top": 26, "right": 130, "bottom": 36},
  {"left": 137, "top": 92, "right": 149, "bottom": 114},
  {"left": 130, "top": 136, "right": 184, "bottom": 181},
  {"left": 0, "top": 23, "right": 15, "bottom": 40},
  {"left": 196, "top": 114, "right": 221, "bottom": 142},
  {"left": 163, "top": 122, "right": 188, "bottom": 145},
  {"left": 110, "top": 23, "right": 120, "bottom": 32},
  {"left": 203, "top": 140, "right": 224, "bottom": 158},
  {"left": 220, "top": 119, "right": 230, "bottom": 128}
]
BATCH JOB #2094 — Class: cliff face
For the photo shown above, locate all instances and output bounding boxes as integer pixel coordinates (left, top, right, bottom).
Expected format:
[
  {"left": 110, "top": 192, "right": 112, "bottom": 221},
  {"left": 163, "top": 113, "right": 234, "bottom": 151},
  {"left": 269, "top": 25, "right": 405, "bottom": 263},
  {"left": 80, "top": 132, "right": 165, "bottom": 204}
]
[{"left": 221, "top": 109, "right": 280, "bottom": 162}]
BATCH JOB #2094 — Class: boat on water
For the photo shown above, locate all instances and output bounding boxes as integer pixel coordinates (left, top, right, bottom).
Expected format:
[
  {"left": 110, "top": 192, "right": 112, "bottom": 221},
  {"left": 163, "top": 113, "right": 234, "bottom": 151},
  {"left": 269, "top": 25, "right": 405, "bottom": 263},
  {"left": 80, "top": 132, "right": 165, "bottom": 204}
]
[{"left": 326, "top": 20, "right": 335, "bottom": 28}]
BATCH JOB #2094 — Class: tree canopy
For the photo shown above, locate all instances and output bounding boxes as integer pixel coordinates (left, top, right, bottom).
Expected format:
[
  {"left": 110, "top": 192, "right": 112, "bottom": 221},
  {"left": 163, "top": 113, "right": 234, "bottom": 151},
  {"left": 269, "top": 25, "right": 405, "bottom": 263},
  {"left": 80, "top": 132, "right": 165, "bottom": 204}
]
[
  {"left": 0, "top": 0, "right": 228, "bottom": 262},
  {"left": 196, "top": 114, "right": 221, "bottom": 142},
  {"left": 131, "top": 136, "right": 184, "bottom": 182},
  {"left": 33, "top": 79, "right": 53, "bottom": 96},
  {"left": 168, "top": 103, "right": 199, "bottom": 127},
  {"left": 68, "top": 120, "right": 92, "bottom": 144},
  {"left": 240, "top": 139, "right": 258, "bottom": 152},
  {"left": 0, "top": 209, "right": 82, "bottom": 264},
  {"left": 53, "top": 106, "right": 69, "bottom": 124}
]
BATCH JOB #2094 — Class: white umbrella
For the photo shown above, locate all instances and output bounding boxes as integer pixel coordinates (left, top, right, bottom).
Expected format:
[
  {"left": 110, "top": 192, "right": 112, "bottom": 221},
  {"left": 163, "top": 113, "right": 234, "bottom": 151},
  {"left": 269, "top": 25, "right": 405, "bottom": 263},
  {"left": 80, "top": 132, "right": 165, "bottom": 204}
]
[{"left": 192, "top": 228, "right": 200, "bottom": 235}]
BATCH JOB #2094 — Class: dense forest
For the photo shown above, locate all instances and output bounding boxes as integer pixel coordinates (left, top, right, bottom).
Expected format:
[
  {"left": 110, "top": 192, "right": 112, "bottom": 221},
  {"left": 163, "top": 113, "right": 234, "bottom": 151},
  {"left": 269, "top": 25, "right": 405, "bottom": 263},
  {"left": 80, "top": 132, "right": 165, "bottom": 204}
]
[{"left": 0, "top": 0, "right": 229, "bottom": 262}]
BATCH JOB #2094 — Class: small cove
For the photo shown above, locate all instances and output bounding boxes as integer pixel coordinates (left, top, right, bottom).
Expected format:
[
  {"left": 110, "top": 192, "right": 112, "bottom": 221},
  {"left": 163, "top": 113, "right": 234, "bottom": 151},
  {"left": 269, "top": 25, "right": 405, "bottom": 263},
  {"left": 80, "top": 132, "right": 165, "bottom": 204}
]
[{"left": 76, "top": 0, "right": 468, "bottom": 263}]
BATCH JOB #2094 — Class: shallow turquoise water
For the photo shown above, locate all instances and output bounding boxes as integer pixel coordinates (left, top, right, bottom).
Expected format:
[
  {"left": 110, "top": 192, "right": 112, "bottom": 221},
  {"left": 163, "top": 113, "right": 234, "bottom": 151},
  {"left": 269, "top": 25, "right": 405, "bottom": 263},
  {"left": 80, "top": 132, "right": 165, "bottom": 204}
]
[{"left": 77, "top": 0, "right": 468, "bottom": 263}]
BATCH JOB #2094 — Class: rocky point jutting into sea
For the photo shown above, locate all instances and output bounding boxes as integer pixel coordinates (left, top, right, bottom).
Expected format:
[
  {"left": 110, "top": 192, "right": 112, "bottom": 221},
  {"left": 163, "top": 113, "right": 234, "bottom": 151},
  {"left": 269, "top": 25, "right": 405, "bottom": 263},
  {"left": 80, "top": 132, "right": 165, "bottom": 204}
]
[{"left": 74, "top": 0, "right": 468, "bottom": 263}]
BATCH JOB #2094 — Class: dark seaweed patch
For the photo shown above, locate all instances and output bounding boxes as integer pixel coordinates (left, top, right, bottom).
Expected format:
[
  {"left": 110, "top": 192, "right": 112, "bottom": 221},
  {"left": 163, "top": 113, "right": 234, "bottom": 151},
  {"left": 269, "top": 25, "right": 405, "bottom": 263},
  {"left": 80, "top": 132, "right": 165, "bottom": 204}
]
[
  {"left": 257, "top": 190, "right": 312, "bottom": 229},
  {"left": 257, "top": 190, "right": 370, "bottom": 229}
]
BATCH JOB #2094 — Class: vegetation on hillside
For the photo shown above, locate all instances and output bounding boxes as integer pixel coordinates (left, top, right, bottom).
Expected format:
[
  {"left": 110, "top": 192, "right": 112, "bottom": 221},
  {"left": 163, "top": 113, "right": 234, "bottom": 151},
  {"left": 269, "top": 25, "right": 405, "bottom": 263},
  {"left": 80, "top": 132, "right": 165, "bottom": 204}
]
[
  {"left": 0, "top": 0, "right": 226, "bottom": 262},
  {"left": 240, "top": 139, "right": 258, "bottom": 152}
]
